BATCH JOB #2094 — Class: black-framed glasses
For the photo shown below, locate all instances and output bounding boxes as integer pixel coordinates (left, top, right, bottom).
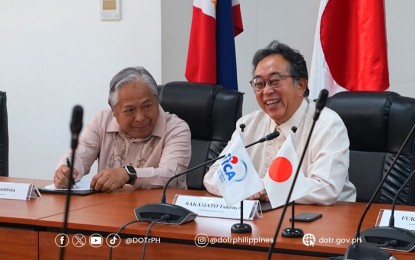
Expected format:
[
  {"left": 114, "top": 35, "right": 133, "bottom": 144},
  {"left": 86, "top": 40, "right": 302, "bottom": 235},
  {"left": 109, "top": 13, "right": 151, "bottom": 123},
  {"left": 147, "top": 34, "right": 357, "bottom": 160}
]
[{"left": 250, "top": 74, "right": 293, "bottom": 91}]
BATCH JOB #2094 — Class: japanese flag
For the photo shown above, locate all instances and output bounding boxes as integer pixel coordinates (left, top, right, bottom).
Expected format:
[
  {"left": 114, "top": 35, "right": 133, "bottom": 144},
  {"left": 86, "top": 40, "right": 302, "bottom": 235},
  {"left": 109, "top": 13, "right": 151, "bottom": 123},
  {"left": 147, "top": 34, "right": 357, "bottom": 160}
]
[
  {"left": 212, "top": 133, "right": 264, "bottom": 206},
  {"left": 308, "top": 0, "right": 389, "bottom": 99},
  {"left": 264, "top": 133, "right": 312, "bottom": 208}
]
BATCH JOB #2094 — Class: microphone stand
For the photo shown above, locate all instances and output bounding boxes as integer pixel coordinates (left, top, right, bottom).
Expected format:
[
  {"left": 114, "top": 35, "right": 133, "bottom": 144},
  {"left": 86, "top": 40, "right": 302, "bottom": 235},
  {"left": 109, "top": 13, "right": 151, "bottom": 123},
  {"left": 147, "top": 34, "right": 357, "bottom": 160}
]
[
  {"left": 60, "top": 105, "right": 83, "bottom": 260},
  {"left": 134, "top": 131, "right": 280, "bottom": 225},
  {"left": 267, "top": 89, "right": 328, "bottom": 260},
  {"left": 389, "top": 169, "right": 415, "bottom": 227},
  {"left": 231, "top": 124, "right": 252, "bottom": 233},
  {"left": 343, "top": 121, "right": 415, "bottom": 258},
  {"left": 359, "top": 168, "right": 415, "bottom": 252}
]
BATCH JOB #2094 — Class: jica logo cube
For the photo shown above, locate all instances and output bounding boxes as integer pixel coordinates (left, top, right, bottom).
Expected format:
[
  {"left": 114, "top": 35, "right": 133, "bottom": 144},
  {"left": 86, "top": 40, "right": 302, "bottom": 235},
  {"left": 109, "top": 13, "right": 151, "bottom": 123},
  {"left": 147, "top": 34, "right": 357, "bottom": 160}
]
[{"left": 218, "top": 153, "right": 248, "bottom": 182}]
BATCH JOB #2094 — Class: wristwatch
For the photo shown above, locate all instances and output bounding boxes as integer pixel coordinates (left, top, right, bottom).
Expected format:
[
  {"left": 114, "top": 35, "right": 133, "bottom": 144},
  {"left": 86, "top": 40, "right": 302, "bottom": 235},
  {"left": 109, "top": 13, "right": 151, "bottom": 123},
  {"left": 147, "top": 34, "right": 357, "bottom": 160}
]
[{"left": 124, "top": 166, "right": 137, "bottom": 185}]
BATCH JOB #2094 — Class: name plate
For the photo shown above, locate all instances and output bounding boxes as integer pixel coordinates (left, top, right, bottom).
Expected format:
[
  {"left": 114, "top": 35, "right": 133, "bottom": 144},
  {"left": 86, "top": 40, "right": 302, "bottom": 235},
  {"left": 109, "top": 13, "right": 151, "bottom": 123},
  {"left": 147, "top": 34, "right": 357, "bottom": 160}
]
[
  {"left": 173, "top": 195, "right": 260, "bottom": 220},
  {"left": 0, "top": 182, "right": 41, "bottom": 200},
  {"left": 376, "top": 209, "right": 415, "bottom": 231}
]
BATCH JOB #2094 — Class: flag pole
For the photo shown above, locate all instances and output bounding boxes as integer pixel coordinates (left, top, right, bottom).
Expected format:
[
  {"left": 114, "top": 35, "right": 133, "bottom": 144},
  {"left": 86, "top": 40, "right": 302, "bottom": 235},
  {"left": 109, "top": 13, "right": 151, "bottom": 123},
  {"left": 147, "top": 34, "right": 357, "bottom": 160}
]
[
  {"left": 281, "top": 200, "right": 304, "bottom": 238},
  {"left": 281, "top": 128, "right": 304, "bottom": 238},
  {"left": 231, "top": 124, "right": 252, "bottom": 233}
]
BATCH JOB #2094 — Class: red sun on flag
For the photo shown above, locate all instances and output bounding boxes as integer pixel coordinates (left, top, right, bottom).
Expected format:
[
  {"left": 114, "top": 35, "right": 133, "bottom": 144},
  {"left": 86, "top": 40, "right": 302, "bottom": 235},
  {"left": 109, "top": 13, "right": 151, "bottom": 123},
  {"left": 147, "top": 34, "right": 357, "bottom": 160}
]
[
  {"left": 269, "top": 157, "right": 292, "bottom": 182},
  {"left": 230, "top": 156, "right": 238, "bottom": 164}
]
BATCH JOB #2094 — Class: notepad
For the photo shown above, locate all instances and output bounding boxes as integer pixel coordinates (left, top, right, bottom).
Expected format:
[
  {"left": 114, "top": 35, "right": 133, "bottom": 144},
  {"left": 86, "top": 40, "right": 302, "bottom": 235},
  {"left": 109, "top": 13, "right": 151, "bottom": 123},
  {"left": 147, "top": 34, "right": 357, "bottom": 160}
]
[{"left": 39, "top": 179, "right": 95, "bottom": 195}]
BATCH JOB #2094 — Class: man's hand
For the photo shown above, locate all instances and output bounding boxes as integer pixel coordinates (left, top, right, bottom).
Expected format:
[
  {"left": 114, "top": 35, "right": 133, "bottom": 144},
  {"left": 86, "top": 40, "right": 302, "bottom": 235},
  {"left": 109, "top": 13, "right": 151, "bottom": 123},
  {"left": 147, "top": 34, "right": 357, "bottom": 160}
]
[
  {"left": 90, "top": 168, "right": 129, "bottom": 192},
  {"left": 247, "top": 189, "right": 269, "bottom": 201},
  {"left": 54, "top": 165, "right": 79, "bottom": 188}
]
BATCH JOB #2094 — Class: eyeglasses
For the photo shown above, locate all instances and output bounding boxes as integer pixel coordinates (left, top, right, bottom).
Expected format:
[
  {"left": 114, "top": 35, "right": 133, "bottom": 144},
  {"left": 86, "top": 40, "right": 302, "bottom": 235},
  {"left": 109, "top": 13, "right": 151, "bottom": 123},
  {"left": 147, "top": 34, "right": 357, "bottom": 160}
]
[{"left": 250, "top": 74, "right": 293, "bottom": 91}]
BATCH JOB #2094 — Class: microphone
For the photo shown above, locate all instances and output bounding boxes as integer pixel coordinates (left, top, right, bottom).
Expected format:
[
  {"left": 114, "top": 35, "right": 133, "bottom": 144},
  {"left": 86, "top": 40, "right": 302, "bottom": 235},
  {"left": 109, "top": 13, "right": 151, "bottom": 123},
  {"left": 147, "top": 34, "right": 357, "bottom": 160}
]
[
  {"left": 359, "top": 161, "right": 415, "bottom": 252},
  {"left": 358, "top": 168, "right": 415, "bottom": 253},
  {"left": 256, "top": 131, "right": 280, "bottom": 143},
  {"left": 134, "top": 131, "right": 280, "bottom": 225},
  {"left": 267, "top": 89, "right": 328, "bottom": 259},
  {"left": 314, "top": 89, "right": 329, "bottom": 121},
  {"left": 389, "top": 169, "right": 415, "bottom": 227},
  {"left": 70, "top": 105, "right": 83, "bottom": 150},
  {"left": 60, "top": 105, "right": 84, "bottom": 260},
  {"left": 343, "top": 120, "right": 415, "bottom": 259}
]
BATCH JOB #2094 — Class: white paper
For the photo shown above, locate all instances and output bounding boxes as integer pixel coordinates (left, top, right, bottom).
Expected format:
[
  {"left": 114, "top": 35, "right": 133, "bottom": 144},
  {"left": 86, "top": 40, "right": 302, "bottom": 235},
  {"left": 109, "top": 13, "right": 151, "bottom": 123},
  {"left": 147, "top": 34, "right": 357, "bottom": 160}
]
[
  {"left": 173, "top": 195, "right": 259, "bottom": 220},
  {"left": 376, "top": 209, "right": 415, "bottom": 231},
  {"left": 42, "top": 178, "right": 92, "bottom": 191}
]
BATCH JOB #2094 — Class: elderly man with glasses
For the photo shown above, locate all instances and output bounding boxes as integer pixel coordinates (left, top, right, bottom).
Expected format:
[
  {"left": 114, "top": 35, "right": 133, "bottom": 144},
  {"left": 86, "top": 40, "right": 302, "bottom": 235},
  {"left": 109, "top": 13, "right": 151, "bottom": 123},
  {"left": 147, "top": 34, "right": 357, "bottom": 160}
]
[
  {"left": 204, "top": 40, "right": 356, "bottom": 205},
  {"left": 54, "top": 66, "right": 191, "bottom": 192}
]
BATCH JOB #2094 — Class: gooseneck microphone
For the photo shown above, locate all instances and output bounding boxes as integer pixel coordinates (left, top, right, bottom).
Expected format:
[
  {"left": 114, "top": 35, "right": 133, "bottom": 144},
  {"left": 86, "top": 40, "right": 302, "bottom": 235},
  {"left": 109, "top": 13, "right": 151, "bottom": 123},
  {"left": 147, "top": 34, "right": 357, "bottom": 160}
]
[
  {"left": 314, "top": 89, "right": 329, "bottom": 121},
  {"left": 60, "top": 105, "right": 84, "bottom": 260},
  {"left": 343, "top": 121, "right": 415, "bottom": 259},
  {"left": 160, "top": 130, "right": 280, "bottom": 205},
  {"left": 358, "top": 148, "right": 415, "bottom": 253},
  {"left": 389, "top": 169, "right": 415, "bottom": 227},
  {"left": 134, "top": 131, "right": 280, "bottom": 225},
  {"left": 267, "top": 89, "right": 328, "bottom": 260},
  {"left": 358, "top": 168, "right": 415, "bottom": 252},
  {"left": 70, "top": 105, "right": 83, "bottom": 149}
]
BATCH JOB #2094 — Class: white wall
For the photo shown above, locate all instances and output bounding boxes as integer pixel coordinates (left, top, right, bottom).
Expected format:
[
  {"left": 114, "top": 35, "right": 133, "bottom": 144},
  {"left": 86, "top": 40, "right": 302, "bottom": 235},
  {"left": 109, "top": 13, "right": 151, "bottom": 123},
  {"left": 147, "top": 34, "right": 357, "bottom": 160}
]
[
  {"left": 0, "top": 0, "right": 161, "bottom": 180},
  {"left": 1, "top": 0, "right": 415, "bottom": 180}
]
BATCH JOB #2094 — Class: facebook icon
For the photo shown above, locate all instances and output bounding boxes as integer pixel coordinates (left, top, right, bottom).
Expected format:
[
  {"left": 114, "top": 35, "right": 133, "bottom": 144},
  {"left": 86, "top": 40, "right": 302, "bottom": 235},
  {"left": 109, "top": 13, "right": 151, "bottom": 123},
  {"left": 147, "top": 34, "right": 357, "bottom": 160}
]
[{"left": 55, "top": 233, "right": 69, "bottom": 247}]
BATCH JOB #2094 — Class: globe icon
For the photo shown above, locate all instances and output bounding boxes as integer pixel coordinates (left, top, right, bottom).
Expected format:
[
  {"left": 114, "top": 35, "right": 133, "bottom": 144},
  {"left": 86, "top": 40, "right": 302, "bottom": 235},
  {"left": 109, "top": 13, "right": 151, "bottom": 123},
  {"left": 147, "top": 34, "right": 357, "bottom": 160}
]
[{"left": 302, "top": 233, "right": 316, "bottom": 247}]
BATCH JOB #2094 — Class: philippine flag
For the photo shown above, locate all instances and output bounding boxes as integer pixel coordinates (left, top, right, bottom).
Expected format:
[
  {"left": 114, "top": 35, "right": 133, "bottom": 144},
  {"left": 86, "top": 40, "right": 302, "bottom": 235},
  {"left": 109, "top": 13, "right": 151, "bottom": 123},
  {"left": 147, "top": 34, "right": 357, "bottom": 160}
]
[
  {"left": 212, "top": 133, "right": 263, "bottom": 206},
  {"left": 264, "top": 133, "right": 311, "bottom": 209},
  {"left": 308, "top": 0, "right": 389, "bottom": 99},
  {"left": 185, "top": 0, "right": 243, "bottom": 90}
]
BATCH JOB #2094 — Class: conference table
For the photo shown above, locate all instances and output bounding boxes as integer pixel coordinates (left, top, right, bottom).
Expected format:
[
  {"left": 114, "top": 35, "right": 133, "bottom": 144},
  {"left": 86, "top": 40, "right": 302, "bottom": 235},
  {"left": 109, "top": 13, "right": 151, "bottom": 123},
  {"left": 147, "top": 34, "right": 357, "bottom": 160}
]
[{"left": 1, "top": 177, "right": 414, "bottom": 260}]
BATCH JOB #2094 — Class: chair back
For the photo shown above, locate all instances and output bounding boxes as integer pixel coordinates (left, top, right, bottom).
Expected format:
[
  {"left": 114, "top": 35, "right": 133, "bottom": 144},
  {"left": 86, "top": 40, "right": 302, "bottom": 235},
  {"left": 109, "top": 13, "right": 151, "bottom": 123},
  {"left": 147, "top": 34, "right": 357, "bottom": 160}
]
[
  {"left": 159, "top": 81, "right": 243, "bottom": 189},
  {"left": 0, "top": 91, "right": 8, "bottom": 177},
  {"left": 326, "top": 91, "right": 415, "bottom": 205}
]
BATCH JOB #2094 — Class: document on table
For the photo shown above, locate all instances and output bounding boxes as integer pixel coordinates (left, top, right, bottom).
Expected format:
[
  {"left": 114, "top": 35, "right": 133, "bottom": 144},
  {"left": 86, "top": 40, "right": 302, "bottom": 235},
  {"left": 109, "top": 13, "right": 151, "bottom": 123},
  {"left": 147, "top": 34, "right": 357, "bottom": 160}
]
[{"left": 39, "top": 179, "right": 95, "bottom": 195}]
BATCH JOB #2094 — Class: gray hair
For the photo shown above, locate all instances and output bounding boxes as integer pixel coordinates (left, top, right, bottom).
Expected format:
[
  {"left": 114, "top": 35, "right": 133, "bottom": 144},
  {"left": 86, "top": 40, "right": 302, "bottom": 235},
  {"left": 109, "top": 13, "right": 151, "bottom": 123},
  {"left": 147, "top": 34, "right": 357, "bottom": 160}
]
[
  {"left": 252, "top": 40, "right": 309, "bottom": 97},
  {"left": 108, "top": 66, "right": 158, "bottom": 107}
]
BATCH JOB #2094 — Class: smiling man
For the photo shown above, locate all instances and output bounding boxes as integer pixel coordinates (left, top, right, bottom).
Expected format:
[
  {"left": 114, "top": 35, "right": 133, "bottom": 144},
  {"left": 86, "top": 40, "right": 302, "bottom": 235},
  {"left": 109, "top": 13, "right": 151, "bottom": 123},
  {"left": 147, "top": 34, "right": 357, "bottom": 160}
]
[
  {"left": 54, "top": 67, "right": 191, "bottom": 192},
  {"left": 204, "top": 40, "right": 356, "bottom": 205}
]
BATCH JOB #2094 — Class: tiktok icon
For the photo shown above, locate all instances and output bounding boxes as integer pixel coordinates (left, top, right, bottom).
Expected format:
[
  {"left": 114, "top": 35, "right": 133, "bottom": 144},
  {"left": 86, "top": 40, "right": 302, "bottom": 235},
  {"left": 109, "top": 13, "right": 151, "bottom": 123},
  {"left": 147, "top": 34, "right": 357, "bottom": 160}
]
[{"left": 106, "top": 233, "right": 121, "bottom": 247}]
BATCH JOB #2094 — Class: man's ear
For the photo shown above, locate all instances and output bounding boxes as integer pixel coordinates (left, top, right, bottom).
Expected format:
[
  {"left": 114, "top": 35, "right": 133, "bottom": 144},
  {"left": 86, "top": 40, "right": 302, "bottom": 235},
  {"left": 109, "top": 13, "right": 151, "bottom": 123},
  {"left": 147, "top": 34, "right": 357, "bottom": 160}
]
[
  {"left": 109, "top": 102, "right": 116, "bottom": 115},
  {"left": 298, "top": 78, "right": 308, "bottom": 95}
]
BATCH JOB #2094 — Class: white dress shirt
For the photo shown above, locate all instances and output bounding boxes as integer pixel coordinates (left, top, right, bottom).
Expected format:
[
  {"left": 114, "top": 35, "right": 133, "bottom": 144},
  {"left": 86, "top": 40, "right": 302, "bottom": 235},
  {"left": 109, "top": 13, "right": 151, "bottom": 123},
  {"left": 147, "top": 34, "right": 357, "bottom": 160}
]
[{"left": 204, "top": 98, "right": 356, "bottom": 205}]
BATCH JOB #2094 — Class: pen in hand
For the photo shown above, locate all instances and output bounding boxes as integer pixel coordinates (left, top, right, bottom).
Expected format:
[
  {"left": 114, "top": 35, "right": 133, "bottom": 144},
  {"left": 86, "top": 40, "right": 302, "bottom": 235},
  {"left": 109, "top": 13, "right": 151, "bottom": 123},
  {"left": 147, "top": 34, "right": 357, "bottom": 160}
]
[{"left": 66, "top": 157, "right": 76, "bottom": 188}]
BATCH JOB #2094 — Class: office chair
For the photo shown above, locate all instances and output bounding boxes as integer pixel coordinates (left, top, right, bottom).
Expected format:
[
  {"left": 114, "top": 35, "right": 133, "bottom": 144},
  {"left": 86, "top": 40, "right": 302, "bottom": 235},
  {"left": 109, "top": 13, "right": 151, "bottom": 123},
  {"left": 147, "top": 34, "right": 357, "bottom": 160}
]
[
  {"left": 159, "top": 81, "right": 243, "bottom": 190},
  {"left": 326, "top": 91, "right": 415, "bottom": 205},
  {"left": 0, "top": 91, "right": 8, "bottom": 177}
]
